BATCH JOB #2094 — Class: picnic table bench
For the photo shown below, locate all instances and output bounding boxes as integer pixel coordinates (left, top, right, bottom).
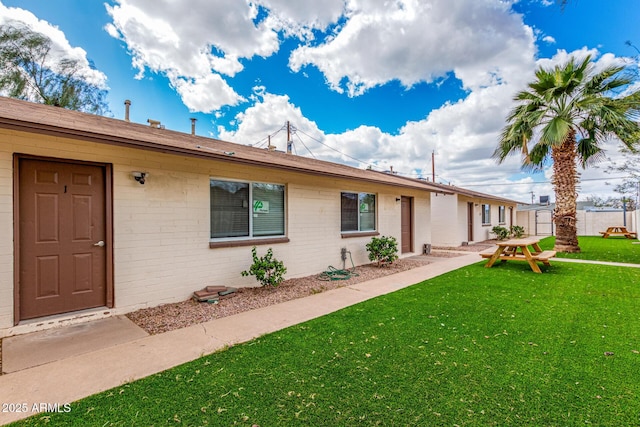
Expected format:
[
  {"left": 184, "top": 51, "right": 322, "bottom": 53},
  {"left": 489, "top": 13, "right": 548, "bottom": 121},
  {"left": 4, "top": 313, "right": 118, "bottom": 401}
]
[
  {"left": 480, "top": 237, "right": 556, "bottom": 273},
  {"left": 599, "top": 226, "right": 637, "bottom": 239}
]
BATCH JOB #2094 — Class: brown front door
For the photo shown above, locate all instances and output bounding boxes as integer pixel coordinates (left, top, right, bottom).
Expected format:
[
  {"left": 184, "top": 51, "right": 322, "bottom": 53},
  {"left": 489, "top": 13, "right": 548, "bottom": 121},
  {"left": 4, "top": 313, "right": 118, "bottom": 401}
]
[
  {"left": 18, "top": 158, "right": 108, "bottom": 320},
  {"left": 401, "top": 196, "right": 413, "bottom": 253},
  {"left": 467, "top": 202, "right": 474, "bottom": 242}
]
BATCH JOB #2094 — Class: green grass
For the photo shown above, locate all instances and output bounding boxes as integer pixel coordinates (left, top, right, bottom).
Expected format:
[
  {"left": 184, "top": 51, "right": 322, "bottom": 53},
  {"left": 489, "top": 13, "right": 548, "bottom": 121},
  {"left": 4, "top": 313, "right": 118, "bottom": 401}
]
[
  {"left": 539, "top": 235, "right": 640, "bottom": 264},
  {"left": 13, "top": 262, "right": 640, "bottom": 426}
]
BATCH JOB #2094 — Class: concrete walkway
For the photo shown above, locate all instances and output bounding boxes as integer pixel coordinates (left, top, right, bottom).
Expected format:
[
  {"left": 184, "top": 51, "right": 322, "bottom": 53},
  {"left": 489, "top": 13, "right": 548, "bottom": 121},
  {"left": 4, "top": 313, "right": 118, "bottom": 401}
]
[
  {"left": 0, "top": 253, "right": 481, "bottom": 425},
  {"left": 552, "top": 257, "right": 640, "bottom": 268}
]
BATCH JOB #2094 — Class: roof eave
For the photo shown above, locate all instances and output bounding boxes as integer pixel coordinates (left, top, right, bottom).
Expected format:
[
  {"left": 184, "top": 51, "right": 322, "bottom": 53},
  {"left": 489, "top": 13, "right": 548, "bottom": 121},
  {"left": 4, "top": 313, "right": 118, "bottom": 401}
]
[{"left": 0, "top": 112, "right": 443, "bottom": 193}]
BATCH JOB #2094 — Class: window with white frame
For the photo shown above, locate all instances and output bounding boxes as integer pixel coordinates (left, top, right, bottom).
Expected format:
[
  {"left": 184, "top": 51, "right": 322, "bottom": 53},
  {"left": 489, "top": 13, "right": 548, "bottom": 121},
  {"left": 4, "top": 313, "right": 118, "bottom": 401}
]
[
  {"left": 498, "top": 205, "right": 506, "bottom": 224},
  {"left": 341, "top": 192, "right": 376, "bottom": 232},
  {"left": 481, "top": 204, "right": 491, "bottom": 225},
  {"left": 210, "top": 179, "right": 285, "bottom": 239}
]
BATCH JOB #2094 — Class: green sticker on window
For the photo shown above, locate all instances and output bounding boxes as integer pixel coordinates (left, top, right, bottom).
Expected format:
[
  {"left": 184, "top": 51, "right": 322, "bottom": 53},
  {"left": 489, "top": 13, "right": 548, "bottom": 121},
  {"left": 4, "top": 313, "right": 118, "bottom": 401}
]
[{"left": 254, "top": 200, "right": 269, "bottom": 213}]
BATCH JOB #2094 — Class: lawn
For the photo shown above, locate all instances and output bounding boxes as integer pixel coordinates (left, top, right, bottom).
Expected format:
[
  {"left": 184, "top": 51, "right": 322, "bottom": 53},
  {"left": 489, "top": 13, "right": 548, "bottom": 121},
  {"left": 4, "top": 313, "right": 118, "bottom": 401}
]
[
  {"left": 538, "top": 235, "right": 640, "bottom": 264},
  {"left": 13, "top": 261, "right": 640, "bottom": 426}
]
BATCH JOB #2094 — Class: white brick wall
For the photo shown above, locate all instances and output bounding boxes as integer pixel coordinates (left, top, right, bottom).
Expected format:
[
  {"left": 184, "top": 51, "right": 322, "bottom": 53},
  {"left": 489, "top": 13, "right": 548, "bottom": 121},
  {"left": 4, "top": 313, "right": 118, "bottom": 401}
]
[
  {"left": 431, "top": 194, "right": 459, "bottom": 246},
  {"left": 0, "top": 148, "right": 14, "bottom": 327},
  {"left": 1, "top": 129, "right": 436, "bottom": 331},
  {"left": 516, "top": 209, "right": 637, "bottom": 236},
  {"left": 431, "top": 193, "right": 517, "bottom": 245}
]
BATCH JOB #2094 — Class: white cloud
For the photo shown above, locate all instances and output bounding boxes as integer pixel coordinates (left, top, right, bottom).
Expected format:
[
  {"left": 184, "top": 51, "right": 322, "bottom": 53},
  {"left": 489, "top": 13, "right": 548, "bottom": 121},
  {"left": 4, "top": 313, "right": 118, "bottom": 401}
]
[
  {"left": 104, "top": 0, "right": 537, "bottom": 108},
  {"left": 256, "top": 0, "right": 345, "bottom": 39},
  {"left": 220, "top": 43, "right": 635, "bottom": 203},
  {"left": 104, "top": 0, "right": 282, "bottom": 111},
  {"left": 289, "top": 0, "right": 536, "bottom": 96},
  {"left": 171, "top": 73, "right": 247, "bottom": 113},
  {"left": 216, "top": 89, "right": 322, "bottom": 149},
  {"left": 0, "top": 3, "right": 108, "bottom": 88},
  {"left": 6, "top": 0, "right": 630, "bottom": 203}
]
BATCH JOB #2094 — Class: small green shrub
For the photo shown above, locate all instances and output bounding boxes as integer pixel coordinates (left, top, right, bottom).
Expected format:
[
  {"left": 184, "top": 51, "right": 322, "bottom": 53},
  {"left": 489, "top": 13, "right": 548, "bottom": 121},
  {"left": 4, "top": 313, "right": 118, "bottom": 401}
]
[
  {"left": 510, "top": 225, "right": 525, "bottom": 238},
  {"left": 241, "top": 247, "right": 287, "bottom": 287},
  {"left": 491, "top": 226, "right": 510, "bottom": 240},
  {"left": 366, "top": 236, "right": 399, "bottom": 267}
]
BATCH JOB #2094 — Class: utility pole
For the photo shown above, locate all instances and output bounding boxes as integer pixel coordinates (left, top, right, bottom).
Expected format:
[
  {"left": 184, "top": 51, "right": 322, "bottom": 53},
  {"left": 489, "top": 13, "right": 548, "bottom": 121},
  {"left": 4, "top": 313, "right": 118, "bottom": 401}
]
[
  {"left": 431, "top": 151, "right": 435, "bottom": 182},
  {"left": 286, "top": 121, "right": 292, "bottom": 154},
  {"left": 530, "top": 191, "right": 535, "bottom": 204}
]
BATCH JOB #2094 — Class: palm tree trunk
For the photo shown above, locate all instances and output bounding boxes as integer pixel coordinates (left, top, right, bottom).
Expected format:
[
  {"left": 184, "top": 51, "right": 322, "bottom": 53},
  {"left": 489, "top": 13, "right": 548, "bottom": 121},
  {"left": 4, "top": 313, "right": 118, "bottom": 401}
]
[{"left": 551, "top": 132, "right": 580, "bottom": 253}]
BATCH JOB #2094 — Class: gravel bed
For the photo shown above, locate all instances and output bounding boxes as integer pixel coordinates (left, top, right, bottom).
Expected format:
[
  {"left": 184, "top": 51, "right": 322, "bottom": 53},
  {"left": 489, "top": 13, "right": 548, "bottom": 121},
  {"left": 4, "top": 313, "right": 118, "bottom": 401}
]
[
  {"left": 127, "top": 243, "right": 495, "bottom": 336},
  {"left": 127, "top": 255, "right": 440, "bottom": 335}
]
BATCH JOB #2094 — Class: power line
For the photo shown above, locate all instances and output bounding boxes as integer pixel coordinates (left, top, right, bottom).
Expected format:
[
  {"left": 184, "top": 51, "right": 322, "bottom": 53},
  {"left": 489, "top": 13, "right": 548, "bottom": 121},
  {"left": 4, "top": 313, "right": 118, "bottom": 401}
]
[
  {"left": 252, "top": 122, "right": 640, "bottom": 190},
  {"left": 457, "top": 176, "right": 634, "bottom": 187},
  {"left": 293, "top": 132, "right": 316, "bottom": 159},
  {"left": 255, "top": 121, "right": 440, "bottom": 178},
  {"left": 295, "top": 128, "right": 385, "bottom": 171},
  {"left": 251, "top": 124, "right": 287, "bottom": 149}
]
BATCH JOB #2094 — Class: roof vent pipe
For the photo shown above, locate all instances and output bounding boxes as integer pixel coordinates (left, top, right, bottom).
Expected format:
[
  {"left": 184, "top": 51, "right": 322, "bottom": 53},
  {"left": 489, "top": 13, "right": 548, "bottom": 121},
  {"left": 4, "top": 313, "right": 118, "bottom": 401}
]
[
  {"left": 190, "top": 118, "right": 197, "bottom": 135},
  {"left": 147, "top": 119, "right": 163, "bottom": 129},
  {"left": 124, "top": 99, "right": 131, "bottom": 122}
]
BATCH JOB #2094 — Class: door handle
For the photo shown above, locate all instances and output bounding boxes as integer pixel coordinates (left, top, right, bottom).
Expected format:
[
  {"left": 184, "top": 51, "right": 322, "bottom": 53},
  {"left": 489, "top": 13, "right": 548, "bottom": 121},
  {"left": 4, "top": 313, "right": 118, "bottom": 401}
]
[{"left": 93, "top": 240, "right": 105, "bottom": 247}]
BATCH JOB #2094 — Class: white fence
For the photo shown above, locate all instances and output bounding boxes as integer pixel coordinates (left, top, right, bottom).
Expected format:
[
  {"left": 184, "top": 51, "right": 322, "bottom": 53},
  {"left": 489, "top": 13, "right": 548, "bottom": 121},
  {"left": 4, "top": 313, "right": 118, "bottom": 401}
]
[{"left": 516, "top": 209, "right": 638, "bottom": 236}]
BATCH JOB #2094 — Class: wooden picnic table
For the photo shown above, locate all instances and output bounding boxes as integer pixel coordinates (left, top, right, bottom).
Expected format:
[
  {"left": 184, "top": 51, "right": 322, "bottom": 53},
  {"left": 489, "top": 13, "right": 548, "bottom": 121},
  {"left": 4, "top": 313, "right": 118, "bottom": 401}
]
[
  {"left": 480, "top": 237, "right": 556, "bottom": 274},
  {"left": 599, "top": 226, "right": 637, "bottom": 239}
]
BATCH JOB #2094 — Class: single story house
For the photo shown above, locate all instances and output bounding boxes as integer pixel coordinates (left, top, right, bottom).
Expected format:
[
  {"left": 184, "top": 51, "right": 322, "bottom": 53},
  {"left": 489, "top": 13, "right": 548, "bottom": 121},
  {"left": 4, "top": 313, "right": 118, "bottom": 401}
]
[
  {"left": 0, "top": 97, "right": 452, "bottom": 337},
  {"left": 429, "top": 183, "right": 522, "bottom": 247}
]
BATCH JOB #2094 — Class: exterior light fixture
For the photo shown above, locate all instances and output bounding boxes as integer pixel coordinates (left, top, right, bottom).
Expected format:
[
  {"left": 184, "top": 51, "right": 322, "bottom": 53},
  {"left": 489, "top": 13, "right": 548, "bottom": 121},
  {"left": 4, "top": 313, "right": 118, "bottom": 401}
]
[{"left": 131, "top": 171, "right": 148, "bottom": 185}]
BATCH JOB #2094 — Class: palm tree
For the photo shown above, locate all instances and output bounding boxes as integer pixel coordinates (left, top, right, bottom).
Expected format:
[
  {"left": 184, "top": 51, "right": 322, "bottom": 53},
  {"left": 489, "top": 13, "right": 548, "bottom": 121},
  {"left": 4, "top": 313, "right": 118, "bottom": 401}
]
[{"left": 494, "top": 55, "right": 640, "bottom": 252}]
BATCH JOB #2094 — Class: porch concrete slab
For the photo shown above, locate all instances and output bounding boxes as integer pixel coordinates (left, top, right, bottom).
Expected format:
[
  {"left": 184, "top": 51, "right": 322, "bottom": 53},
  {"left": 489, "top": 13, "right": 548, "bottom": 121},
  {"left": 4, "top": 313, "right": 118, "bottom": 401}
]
[
  {"left": 0, "top": 253, "right": 480, "bottom": 425},
  {"left": 2, "top": 315, "right": 149, "bottom": 374}
]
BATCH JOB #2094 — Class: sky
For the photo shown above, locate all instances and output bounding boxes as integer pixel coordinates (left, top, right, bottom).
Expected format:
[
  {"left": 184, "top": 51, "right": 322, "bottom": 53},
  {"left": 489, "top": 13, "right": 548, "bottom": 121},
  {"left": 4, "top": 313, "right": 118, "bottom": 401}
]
[{"left": 1, "top": 0, "right": 639, "bottom": 204}]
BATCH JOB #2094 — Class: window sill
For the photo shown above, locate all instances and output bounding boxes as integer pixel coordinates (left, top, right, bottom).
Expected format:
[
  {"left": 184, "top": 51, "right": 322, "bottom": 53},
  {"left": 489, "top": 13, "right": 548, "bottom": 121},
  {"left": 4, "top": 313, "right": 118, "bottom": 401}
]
[
  {"left": 341, "top": 231, "right": 379, "bottom": 239},
  {"left": 209, "top": 237, "right": 290, "bottom": 249}
]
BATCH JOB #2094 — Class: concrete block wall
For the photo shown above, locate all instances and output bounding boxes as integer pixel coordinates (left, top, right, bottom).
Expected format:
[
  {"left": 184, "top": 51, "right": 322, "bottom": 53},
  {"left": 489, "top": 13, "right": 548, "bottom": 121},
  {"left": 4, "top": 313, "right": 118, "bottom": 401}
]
[
  {"left": 430, "top": 194, "right": 459, "bottom": 247},
  {"left": 0, "top": 128, "right": 433, "bottom": 332},
  {"left": 516, "top": 209, "right": 637, "bottom": 237},
  {"left": 0, "top": 149, "right": 13, "bottom": 328},
  {"left": 431, "top": 193, "right": 517, "bottom": 246}
]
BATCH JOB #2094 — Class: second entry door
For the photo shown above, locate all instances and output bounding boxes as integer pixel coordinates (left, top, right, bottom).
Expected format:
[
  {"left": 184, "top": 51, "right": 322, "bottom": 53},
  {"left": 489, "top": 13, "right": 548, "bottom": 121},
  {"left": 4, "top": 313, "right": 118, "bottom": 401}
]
[{"left": 401, "top": 196, "right": 413, "bottom": 253}]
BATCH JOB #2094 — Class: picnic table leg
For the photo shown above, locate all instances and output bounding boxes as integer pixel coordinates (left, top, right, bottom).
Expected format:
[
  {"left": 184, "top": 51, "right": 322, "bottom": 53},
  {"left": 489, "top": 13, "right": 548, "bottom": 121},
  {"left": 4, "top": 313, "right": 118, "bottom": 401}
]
[
  {"left": 485, "top": 247, "right": 506, "bottom": 268},
  {"left": 521, "top": 246, "right": 542, "bottom": 273}
]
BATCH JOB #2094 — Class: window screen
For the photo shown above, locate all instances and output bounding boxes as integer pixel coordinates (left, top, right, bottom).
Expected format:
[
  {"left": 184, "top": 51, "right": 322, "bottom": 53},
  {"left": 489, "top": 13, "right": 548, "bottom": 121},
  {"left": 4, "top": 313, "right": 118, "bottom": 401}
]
[
  {"left": 211, "top": 180, "right": 285, "bottom": 239},
  {"left": 341, "top": 192, "right": 376, "bottom": 232}
]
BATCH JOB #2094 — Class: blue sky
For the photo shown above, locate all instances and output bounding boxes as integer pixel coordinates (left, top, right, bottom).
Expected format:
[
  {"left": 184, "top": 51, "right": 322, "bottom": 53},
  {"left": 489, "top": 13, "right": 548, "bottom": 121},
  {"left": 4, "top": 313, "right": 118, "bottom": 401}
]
[{"left": 1, "top": 0, "right": 638, "bottom": 203}]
